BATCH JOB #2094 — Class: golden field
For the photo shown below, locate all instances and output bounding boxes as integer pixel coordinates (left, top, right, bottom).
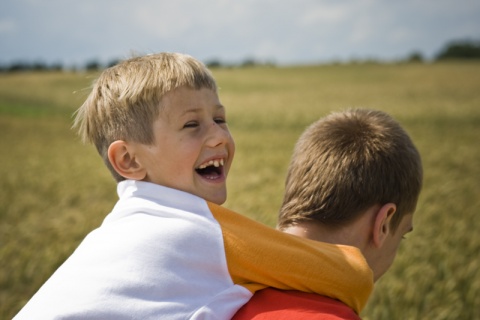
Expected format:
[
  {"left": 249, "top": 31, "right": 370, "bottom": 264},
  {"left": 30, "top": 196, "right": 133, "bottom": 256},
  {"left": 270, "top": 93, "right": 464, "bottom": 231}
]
[{"left": 1, "top": 62, "right": 479, "bottom": 319}]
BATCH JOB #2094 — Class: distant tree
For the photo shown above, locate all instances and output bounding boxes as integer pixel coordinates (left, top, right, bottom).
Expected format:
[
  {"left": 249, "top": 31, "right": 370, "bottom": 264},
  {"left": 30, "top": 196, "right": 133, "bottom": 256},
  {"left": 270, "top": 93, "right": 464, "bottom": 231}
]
[
  {"left": 263, "top": 59, "right": 276, "bottom": 67},
  {"left": 436, "top": 40, "right": 480, "bottom": 60},
  {"left": 107, "top": 59, "right": 121, "bottom": 68},
  {"left": 205, "top": 59, "right": 222, "bottom": 68},
  {"left": 240, "top": 58, "right": 257, "bottom": 67},
  {"left": 85, "top": 59, "right": 101, "bottom": 71},
  {"left": 7, "top": 62, "right": 30, "bottom": 72},
  {"left": 32, "top": 61, "right": 48, "bottom": 71},
  {"left": 50, "top": 62, "right": 63, "bottom": 71},
  {"left": 406, "top": 51, "right": 424, "bottom": 63}
]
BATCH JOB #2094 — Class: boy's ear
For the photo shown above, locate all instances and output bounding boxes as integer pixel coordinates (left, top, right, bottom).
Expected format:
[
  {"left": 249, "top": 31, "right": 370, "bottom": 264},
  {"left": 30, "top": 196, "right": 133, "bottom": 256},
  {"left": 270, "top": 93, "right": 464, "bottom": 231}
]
[
  {"left": 108, "top": 140, "right": 146, "bottom": 181},
  {"left": 372, "top": 203, "right": 397, "bottom": 248}
]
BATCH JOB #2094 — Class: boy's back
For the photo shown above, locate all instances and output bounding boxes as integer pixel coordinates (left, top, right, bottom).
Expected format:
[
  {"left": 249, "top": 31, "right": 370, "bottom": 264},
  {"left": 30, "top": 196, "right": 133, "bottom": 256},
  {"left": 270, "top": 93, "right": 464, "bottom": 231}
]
[{"left": 234, "top": 108, "right": 423, "bottom": 319}]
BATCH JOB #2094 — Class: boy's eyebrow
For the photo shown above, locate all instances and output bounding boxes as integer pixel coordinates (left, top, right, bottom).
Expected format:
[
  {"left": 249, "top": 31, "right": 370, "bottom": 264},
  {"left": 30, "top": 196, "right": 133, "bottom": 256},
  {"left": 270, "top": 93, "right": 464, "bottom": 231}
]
[
  {"left": 181, "top": 104, "right": 225, "bottom": 115},
  {"left": 211, "top": 104, "right": 225, "bottom": 111},
  {"left": 181, "top": 108, "right": 201, "bottom": 115}
]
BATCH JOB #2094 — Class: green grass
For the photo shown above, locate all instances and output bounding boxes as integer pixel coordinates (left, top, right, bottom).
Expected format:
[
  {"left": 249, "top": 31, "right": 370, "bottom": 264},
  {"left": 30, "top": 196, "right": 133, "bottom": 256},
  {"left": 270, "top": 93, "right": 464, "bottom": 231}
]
[{"left": 1, "top": 62, "right": 479, "bottom": 319}]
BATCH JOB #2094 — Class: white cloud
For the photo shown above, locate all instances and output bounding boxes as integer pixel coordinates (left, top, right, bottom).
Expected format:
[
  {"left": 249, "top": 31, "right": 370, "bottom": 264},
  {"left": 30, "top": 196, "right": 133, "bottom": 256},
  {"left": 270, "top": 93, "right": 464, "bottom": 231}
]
[
  {"left": 0, "top": 19, "right": 15, "bottom": 34},
  {"left": 300, "top": 3, "right": 350, "bottom": 26}
]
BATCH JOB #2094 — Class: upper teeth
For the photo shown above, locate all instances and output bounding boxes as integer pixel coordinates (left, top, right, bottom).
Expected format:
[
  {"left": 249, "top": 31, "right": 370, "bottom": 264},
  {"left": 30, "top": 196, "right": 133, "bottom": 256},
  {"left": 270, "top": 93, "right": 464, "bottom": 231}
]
[{"left": 198, "top": 159, "right": 224, "bottom": 169}]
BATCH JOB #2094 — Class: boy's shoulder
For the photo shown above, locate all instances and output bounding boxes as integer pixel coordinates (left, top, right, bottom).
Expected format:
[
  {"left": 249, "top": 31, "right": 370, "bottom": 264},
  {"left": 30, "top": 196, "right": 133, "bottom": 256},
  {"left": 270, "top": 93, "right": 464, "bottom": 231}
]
[{"left": 113, "top": 180, "right": 212, "bottom": 217}]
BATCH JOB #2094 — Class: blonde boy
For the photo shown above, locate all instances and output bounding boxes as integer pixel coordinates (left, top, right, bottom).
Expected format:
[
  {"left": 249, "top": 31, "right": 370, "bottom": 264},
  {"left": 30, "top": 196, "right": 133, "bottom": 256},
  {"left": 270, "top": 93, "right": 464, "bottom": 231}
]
[
  {"left": 234, "top": 109, "right": 423, "bottom": 319},
  {"left": 15, "top": 54, "right": 373, "bottom": 320}
]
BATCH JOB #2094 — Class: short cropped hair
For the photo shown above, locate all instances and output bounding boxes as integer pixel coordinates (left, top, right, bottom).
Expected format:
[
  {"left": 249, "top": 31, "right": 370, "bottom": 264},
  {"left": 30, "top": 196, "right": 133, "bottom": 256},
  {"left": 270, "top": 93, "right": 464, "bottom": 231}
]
[
  {"left": 73, "top": 52, "right": 217, "bottom": 181},
  {"left": 278, "top": 109, "right": 423, "bottom": 232}
]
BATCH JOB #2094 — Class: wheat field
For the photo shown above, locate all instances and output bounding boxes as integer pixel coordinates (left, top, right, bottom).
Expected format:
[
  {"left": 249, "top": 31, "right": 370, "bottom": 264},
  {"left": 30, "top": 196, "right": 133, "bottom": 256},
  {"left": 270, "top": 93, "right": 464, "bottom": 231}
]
[{"left": 1, "top": 62, "right": 479, "bottom": 319}]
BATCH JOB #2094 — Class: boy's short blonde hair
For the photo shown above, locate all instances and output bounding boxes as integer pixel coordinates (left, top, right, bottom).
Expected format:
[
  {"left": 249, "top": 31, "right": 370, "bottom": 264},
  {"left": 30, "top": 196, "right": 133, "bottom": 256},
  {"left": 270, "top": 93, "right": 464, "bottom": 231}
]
[
  {"left": 73, "top": 52, "right": 217, "bottom": 181},
  {"left": 278, "top": 109, "right": 422, "bottom": 232}
]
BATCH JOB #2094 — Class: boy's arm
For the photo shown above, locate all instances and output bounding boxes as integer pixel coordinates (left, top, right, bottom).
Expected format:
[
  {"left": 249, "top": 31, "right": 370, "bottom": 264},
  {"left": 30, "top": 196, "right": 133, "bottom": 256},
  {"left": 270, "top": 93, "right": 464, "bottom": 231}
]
[{"left": 208, "top": 203, "right": 374, "bottom": 314}]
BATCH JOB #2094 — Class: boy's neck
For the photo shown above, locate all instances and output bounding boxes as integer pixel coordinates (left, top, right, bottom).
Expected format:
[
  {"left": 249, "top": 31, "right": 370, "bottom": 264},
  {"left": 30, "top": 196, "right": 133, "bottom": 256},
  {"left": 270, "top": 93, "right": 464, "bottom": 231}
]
[
  {"left": 282, "top": 222, "right": 362, "bottom": 247},
  {"left": 281, "top": 207, "right": 378, "bottom": 251}
]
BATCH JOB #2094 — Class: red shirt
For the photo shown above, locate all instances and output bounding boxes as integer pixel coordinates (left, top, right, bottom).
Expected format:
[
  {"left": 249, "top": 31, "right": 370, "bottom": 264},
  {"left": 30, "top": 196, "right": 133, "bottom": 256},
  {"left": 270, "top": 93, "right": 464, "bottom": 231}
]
[{"left": 233, "top": 288, "right": 362, "bottom": 320}]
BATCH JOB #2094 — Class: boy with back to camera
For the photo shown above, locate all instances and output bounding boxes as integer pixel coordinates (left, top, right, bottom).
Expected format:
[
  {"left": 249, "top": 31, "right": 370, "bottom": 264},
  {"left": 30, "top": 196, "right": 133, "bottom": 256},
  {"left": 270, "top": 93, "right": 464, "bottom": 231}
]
[
  {"left": 15, "top": 53, "right": 373, "bottom": 320},
  {"left": 233, "top": 108, "right": 423, "bottom": 319}
]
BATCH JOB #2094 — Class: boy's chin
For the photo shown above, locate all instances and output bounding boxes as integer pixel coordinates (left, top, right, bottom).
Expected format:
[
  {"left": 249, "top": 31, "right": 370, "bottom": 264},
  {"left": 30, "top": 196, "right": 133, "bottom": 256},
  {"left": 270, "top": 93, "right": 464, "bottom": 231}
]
[{"left": 203, "top": 191, "right": 227, "bottom": 205}]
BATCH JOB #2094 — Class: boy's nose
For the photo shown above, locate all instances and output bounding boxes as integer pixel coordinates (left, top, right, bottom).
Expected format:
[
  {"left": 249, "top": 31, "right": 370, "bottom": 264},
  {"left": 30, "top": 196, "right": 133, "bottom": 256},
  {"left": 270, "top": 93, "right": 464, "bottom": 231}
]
[{"left": 206, "top": 122, "right": 231, "bottom": 148}]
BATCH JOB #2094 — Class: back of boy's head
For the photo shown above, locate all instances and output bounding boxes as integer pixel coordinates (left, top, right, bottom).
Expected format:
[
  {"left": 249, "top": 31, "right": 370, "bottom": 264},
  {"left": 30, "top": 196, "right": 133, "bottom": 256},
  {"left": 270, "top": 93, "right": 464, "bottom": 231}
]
[
  {"left": 278, "top": 108, "right": 422, "bottom": 232},
  {"left": 73, "top": 52, "right": 217, "bottom": 181}
]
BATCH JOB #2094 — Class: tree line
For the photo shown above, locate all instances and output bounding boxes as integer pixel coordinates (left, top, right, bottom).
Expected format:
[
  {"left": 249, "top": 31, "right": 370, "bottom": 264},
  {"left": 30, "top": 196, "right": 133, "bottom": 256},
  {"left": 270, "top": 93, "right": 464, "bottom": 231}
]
[{"left": 1, "top": 39, "right": 479, "bottom": 73}]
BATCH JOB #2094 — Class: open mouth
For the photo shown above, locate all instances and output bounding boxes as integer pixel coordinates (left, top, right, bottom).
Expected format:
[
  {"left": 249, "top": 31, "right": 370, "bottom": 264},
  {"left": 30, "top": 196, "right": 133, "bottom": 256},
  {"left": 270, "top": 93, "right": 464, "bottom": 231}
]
[{"left": 195, "top": 159, "right": 225, "bottom": 180}]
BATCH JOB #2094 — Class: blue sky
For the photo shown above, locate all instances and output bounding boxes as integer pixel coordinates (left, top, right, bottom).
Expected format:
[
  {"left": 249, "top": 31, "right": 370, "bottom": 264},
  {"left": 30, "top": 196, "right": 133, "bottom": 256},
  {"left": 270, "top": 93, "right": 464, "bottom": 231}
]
[{"left": 1, "top": 0, "right": 479, "bottom": 67}]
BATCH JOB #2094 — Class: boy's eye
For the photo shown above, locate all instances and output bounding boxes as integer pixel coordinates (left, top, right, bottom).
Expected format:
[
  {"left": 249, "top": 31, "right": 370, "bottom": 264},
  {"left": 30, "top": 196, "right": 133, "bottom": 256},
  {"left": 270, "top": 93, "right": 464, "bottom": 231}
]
[
  {"left": 214, "top": 117, "right": 226, "bottom": 124},
  {"left": 183, "top": 121, "right": 198, "bottom": 128}
]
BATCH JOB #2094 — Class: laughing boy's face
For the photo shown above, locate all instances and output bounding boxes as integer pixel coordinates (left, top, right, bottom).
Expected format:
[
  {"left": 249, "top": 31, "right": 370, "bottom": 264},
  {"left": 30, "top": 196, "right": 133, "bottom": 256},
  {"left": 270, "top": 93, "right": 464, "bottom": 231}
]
[{"left": 132, "top": 86, "right": 235, "bottom": 204}]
